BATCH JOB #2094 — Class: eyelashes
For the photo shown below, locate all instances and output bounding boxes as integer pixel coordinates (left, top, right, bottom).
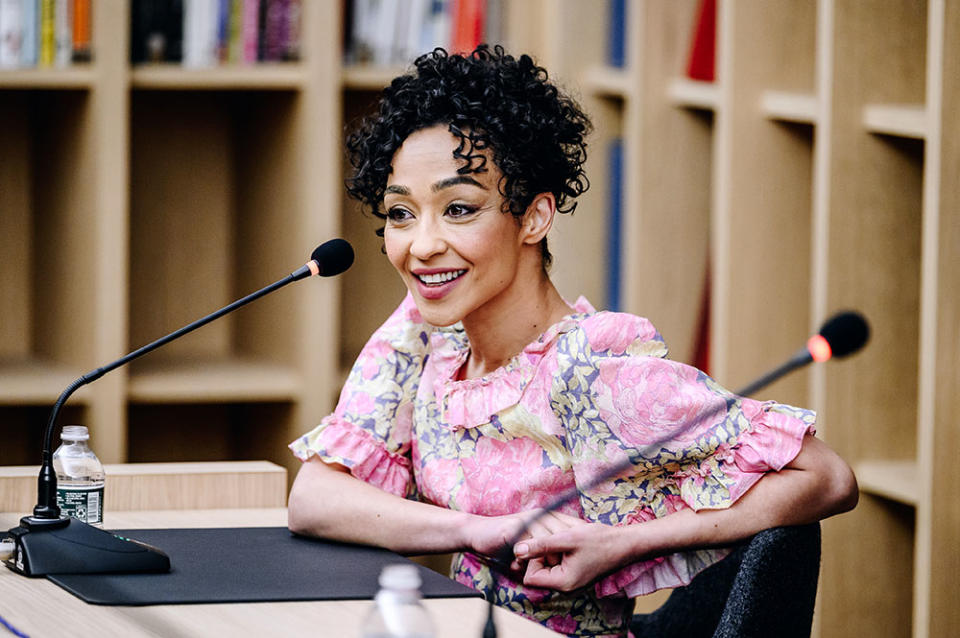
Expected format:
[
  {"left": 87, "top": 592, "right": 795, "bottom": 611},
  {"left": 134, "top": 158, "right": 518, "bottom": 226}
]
[{"left": 385, "top": 203, "right": 481, "bottom": 223}]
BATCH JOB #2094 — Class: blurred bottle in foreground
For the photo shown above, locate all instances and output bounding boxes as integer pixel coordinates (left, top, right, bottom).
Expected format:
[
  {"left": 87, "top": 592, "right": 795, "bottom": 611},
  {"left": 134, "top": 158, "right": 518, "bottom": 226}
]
[{"left": 360, "top": 564, "right": 435, "bottom": 638}]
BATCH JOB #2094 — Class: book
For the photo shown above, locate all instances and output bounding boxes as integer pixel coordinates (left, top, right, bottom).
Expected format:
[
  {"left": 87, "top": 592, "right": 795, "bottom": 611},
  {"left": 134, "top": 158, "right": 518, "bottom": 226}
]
[
  {"left": 0, "top": 0, "right": 23, "bottom": 67},
  {"left": 241, "top": 0, "right": 259, "bottom": 63},
  {"left": 606, "top": 139, "right": 624, "bottom": 312},
  {"left": 39, "top": 0, "right": 54, "bottom": 66},
  {"left": 21, "top": 0, "right": 37, "bottom": 67},
  {"left": 607, "top": 0, "right": 626, "bottom": 68},
  {"left": 72, "top": 0, "right": 91, "bottom": 62},
  {"left": 450, "top": 0, "right": 483, "bottom": 55},
  {"left": 183, "top": 0, "right": 219, "bottom": 67},
  {"left": 686, "top": 0, "right": 716, "bottom": 82},
  {"left": 54, "top": 0, "right": 72, "bottom": 66}
]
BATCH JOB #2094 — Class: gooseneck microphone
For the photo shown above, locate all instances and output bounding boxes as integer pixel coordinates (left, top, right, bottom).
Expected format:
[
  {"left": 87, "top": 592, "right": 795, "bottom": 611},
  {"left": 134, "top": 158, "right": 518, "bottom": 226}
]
[
  {"left": 4, "top": 239, "right": 354, "bottom": 577},
  {"left": 735, "top": 311, "right": 870, "bottom": 397}
]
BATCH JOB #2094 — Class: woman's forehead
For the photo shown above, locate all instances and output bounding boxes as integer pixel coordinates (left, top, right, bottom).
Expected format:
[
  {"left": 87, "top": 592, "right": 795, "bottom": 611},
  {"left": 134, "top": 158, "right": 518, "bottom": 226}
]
[{"left": 389, "top": 126, "right": 498, "bottom": 187}]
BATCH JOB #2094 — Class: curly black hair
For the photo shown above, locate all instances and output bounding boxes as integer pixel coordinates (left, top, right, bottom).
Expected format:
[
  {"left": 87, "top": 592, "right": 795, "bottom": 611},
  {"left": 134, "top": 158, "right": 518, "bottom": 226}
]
[{"left": 345, "top": 45, "right": 592, "bottom": 268}]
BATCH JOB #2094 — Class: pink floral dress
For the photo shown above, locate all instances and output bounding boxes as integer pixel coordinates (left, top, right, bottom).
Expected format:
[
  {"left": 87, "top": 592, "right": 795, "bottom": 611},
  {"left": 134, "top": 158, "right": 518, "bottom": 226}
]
[{"left": 290, "top": 294, "right": 815, "bottom": 637}]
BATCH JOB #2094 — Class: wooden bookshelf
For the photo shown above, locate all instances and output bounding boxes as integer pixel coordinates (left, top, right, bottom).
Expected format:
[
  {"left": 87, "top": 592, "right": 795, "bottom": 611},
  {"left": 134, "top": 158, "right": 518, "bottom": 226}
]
[
  {"left": 0, "top": 3, "right": 340, "bottom": 478},
  {"left": 1, "top": 1, "right": 957, "bottom": 636},
  {"left": 553, "top": 1, "right": 956, "bottom": 637}
]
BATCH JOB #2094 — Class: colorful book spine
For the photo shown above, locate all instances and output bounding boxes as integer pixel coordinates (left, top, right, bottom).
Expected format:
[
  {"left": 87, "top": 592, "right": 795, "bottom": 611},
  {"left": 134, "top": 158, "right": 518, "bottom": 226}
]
[
  {"left": 262, "top": 0, "right": 287, "bottom": 62},
  {"left": 606, "top": 139, "right": 624, "bottom": 312},
  {"left": 54, "top": 0, "right": 72, "bottom": 66},
  {"left": 283, "top": 0, "right": 299, "bottom": 61},
  {"left": 39, "top": 0, "right": 55, "bottom": 66},
  {"left": 227, "top": 0, "right": 242, "bottom": 62},
  {"left": 0, "top": 0, "right": 22, "bottom": 67},
  {"left": 607, "top": 0, "right": 626, "bottom": 68},
  {"left": 241, "top": 0, "right": 259, "bottom": 63},
  {"left": 21, "top": 0, "right": 38, "bottom": 66},
  {"left": 72, "top": 0, "right": 91, "bottom": 62},
  {"left": 686, "top": 0, "right": 716, "bottom": 81},
  {"left": 450, "top": 0, "right": 483, "bottom": 55}
]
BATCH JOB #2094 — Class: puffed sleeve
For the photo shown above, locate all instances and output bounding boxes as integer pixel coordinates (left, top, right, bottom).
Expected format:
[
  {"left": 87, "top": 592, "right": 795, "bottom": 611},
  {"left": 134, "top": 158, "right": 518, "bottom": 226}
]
[
  {"left": 289, "top": 293, "right": 431, "bottom": 498},
  {"left": 551, "top": 311, "right": 816, "bottom": 597}
]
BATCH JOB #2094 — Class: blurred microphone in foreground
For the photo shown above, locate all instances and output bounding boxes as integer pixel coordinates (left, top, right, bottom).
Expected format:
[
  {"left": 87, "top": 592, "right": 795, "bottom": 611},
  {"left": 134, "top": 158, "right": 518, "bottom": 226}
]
[{"left": 736, "top": 311, "right": 870, "bottom": 397}]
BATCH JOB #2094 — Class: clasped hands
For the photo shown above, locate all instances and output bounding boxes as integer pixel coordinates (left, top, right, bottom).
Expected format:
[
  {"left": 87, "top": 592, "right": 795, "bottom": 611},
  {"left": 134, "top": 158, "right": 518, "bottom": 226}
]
[{"left": 469, "top": 510, "right": 631, "bottom": 593}]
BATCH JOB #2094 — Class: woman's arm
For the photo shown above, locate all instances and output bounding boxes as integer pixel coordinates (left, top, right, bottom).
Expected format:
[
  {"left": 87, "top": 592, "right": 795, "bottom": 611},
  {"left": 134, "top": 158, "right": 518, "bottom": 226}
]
[
  {"left": 288, "top": 456, "right": 535, "bottom": 558},
  {"left": 514, "top": 434, "right": 858, "bottom": 591}
]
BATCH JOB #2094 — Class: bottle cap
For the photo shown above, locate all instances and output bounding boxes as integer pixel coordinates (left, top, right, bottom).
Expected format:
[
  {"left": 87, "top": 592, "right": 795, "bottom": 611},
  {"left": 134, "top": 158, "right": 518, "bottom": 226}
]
[
  {"left": 61, "top": 425, "right": 90, "bottom": 441},
  {"left": 379, "top": 564, "right": 422, "bottom": 590}
]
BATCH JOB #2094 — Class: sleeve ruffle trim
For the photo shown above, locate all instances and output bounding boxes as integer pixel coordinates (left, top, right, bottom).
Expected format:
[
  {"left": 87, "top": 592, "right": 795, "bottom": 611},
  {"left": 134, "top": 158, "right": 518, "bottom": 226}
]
[
  {"left": 595, "top": 547, "right": 731, "bottom": 598},
  {"left": 681, "top": 400, "right": 816, "bottom": 511},
  {"left": 595, "top": 400, "right": 815, "bottom": 598},
  {"left": 289, "top": 417, "right": 412, "bottom": 498}
]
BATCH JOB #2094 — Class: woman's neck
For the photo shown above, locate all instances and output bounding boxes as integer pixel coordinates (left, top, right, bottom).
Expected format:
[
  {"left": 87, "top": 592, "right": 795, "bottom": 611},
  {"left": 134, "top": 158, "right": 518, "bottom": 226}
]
[{"left": 458, "top": 275, "right": 572, "bottom": 380}]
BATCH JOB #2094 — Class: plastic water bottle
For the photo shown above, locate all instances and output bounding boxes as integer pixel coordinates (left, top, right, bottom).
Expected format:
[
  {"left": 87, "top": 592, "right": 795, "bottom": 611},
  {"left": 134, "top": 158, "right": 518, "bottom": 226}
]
[
  {"left": 360, "top": 564, "right": 435, "bottom": 638},
  {"left": 52, "top": 425, "right": 105, "bottom": 528}
]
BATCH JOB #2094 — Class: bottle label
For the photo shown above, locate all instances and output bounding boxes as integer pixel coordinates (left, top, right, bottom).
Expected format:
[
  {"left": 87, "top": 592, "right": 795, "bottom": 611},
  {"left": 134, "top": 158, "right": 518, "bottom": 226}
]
[{"left": 57, "top": 485, "right": 104, "bottom": 526}]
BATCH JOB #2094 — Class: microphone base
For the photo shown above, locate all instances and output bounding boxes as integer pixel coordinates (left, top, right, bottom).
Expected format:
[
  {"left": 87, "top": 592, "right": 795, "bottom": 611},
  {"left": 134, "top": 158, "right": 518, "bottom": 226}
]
[{"left": 3, "top": 517, "right": 170, "bottom": 577}]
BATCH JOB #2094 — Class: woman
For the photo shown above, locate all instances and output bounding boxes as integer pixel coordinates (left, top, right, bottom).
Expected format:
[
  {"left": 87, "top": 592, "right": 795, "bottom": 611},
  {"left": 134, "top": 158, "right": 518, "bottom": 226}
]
[{"left": 287, "top": 46, "right": 857, "bottom": 637}]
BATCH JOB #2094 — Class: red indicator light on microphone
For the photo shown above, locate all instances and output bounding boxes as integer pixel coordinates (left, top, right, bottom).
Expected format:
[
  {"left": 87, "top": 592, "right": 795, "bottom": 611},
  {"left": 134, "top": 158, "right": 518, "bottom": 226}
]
[{"left": 807, "top": 334, "right": 832, "bottom": 362}]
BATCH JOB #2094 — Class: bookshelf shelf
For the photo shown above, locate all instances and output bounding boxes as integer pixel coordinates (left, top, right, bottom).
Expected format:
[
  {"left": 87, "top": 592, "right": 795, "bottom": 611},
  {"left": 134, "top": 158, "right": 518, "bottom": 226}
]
[
  {"left": 130, "top": 64, "right": 306, "bottom": 90},
  {"left": 0, "top": 68, "right": 97, "bottom": 89},
  {"left": 0, "top": 360, "right": 91, "bottom": 405},
  {"left": 581, "top": 66, "right": 632, "bottom": 99},
  {"left": 760, "top": 90, "right": 819, "bottom": 124},
  {"left": 856, "top": 459, "right": 919, "bottom": 506},
  {"left": 666, "top": 78, "right": 718, "bottom": 111},
  {"left": 862, "top": 103, "right": 927, "bottom": 139},
  {"left": 127, "top": 358, "right": 302, "bottom": 403},
  {"left": 341, "top": 64, "right": 407, "bottom": 90}
]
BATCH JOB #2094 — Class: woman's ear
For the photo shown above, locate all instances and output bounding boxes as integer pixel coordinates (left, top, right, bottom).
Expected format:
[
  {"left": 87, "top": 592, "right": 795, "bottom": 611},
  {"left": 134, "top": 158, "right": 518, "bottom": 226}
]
[{"left": 520, "top": 193, "right": 557, "bottom": 245}]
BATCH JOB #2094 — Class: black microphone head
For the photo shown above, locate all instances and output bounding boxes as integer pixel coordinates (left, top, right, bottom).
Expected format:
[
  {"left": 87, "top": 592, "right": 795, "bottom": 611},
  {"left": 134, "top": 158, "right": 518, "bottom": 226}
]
[
  {"left": 311, "top": 239, "right": 354, "bottom": 276},
  {"left": 818, "top": 311, "right": 870, "bottom": 358}
]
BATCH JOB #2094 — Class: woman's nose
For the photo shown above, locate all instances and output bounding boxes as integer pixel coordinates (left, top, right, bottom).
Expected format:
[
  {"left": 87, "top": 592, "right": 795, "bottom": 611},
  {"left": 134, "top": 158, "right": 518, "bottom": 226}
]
[{"left": 410, "top": 220, "right": 446, "bottom": 260}]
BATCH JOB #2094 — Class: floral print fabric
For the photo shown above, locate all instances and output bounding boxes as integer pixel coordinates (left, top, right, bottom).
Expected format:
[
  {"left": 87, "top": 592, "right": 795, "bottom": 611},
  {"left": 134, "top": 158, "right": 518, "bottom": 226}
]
[{"left": 290, "top": 293, "right": 815, "bottom": 637}]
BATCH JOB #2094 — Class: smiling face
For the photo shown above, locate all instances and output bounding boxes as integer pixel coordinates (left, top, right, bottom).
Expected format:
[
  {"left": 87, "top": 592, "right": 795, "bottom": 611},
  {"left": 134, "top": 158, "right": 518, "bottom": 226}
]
[{"left": 383, "top": 125, "right": 547, "bottom": 328}]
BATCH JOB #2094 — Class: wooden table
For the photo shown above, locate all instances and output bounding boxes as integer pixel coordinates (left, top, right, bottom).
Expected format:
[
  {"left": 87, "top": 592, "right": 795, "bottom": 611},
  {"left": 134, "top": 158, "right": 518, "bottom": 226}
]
[{"left": 0, "top": 508, "right": 559, "bottom": 637}]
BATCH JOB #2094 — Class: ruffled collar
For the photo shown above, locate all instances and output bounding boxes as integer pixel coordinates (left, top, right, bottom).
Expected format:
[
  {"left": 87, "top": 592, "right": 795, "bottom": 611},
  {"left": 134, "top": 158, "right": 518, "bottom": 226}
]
[{"left": 429, "top": 297, "right": 595, "bottom": 429}]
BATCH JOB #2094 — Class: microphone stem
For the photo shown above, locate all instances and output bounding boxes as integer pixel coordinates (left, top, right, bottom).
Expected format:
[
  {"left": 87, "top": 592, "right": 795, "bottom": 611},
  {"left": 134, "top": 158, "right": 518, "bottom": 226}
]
[
  {"left": 735, "top": 347, "right": 812, "bottom": 397},
  {"left": 34, "top": 271, "right": 300, "bottom": 520}
]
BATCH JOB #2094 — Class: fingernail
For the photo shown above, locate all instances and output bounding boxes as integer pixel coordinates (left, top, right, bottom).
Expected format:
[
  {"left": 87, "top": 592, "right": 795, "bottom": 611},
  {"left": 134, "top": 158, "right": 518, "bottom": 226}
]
[{"left": 515, "top": 543, "right": 529, "bottom": 556}]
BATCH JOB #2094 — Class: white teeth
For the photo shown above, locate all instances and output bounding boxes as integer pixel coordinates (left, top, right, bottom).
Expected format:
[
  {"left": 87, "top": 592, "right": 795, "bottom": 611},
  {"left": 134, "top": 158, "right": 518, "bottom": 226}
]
[{"left": 417, "top": 270, "right": 465, "bottom": 285}]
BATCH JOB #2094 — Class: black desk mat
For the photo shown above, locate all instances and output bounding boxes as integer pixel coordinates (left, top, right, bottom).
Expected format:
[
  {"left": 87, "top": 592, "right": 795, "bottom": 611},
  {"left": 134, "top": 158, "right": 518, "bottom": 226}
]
[{"left": 48, "top": 527, "right": 479, "bottom": 606}]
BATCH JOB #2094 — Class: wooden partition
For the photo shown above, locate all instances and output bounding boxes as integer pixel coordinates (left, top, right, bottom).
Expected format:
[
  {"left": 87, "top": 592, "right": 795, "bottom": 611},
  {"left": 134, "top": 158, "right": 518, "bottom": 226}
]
[{"left": 0, "top": 461, "right": 286, "bottom": 513}]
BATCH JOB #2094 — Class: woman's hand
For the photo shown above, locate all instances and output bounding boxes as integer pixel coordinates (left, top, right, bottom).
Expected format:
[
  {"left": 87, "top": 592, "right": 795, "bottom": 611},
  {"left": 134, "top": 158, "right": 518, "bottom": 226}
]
[{"left": 513, "top": 514, "right": 630, "bottom": 592}]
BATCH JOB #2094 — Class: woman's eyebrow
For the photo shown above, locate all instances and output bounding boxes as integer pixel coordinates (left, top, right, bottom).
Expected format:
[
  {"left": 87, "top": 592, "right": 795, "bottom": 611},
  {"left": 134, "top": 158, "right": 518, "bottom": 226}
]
[
  {"left": 432, "top": 175, "right": 485, "bottom": 192},
  {"left": 384, "top": 184, "right": 409, "bottom": 195}
]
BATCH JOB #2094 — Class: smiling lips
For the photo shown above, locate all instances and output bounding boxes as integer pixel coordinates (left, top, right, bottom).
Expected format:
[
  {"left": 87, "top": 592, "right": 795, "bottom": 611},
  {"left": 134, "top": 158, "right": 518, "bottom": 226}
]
[{"left": 414, "top": 269, "right": 466, "bottom": 299}]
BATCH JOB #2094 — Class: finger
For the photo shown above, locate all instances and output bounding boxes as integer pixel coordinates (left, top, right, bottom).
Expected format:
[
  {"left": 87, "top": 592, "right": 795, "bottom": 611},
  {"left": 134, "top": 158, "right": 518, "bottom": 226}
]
[
  {"left": 514, "top": 532, "right": 578, "bottom": 559},
  {"left": 522, "top": 560, "right": 572, "bottom": 590}
]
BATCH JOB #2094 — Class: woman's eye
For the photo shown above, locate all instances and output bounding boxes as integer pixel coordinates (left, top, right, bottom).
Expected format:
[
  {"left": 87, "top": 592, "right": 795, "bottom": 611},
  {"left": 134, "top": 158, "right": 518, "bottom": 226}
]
[
  {"left": 386, "top": 207, "right": 412, "bottom": 222},
  {"left": 446, "top": 203, "right": 477, "bottom": 218}
]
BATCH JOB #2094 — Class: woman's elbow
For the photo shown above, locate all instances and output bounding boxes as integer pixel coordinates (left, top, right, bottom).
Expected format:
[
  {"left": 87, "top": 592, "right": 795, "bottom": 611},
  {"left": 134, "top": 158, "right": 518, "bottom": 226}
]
[
  {"left": 820, "top": 451, "right": 859, "bottom": 517},
  {"left": 286, "top": 481, "right": 312, "bottom": 536},
  {"left": 830, "top": 460, "right": 859, "bottom": 515}
]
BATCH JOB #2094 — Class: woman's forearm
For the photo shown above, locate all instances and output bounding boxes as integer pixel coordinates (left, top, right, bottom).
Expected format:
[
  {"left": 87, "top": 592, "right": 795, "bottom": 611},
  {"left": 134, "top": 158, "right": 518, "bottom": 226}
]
[
  {"left": 617, "top": 434, "right": 858, "bottom": 562},
  {"left": 516, "top": 434, "right": 859, "bottom": 591},
  {"left": 287, "top": 456, "right": 472, "bottom": 554}
]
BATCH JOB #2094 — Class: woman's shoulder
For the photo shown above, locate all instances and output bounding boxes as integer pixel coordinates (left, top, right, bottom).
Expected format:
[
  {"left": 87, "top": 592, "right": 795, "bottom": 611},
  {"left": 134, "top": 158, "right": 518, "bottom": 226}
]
[{"left": 560, "top": 300, "right": 669, "bottom": 360}]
